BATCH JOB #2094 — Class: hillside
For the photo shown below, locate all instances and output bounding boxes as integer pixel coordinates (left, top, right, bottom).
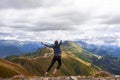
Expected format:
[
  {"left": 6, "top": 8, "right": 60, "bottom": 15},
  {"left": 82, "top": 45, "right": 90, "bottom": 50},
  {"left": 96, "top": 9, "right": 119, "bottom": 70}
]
[
  {"left": 0, "top": 58, "right": 30, "bottom": 78},
  {"left": 5, "top": 41, "right": 101, "bottom": 77},
  {"left": 92, "top": 55, "right": 120, "bottom": 75}
]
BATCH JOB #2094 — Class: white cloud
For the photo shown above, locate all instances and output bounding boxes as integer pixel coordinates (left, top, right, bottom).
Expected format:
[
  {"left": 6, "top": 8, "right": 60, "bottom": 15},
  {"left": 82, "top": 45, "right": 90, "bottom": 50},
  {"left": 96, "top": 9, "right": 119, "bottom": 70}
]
[{"left": 0, "top": 0, "right": 120, "bottom": 46}]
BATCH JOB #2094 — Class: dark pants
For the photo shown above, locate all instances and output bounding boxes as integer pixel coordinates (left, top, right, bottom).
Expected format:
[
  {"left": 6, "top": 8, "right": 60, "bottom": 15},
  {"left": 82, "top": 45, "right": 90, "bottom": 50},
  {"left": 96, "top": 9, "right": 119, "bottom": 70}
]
[{"left": 47, "top": 55, "right": 62, "bottom": 72}]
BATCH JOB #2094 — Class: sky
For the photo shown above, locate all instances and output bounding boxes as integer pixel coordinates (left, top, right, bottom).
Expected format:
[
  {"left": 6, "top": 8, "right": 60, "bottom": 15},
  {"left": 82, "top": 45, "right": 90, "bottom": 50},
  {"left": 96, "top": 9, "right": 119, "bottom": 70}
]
[{"left": 0, "top": 0, "right": 120, "bottom": 46}]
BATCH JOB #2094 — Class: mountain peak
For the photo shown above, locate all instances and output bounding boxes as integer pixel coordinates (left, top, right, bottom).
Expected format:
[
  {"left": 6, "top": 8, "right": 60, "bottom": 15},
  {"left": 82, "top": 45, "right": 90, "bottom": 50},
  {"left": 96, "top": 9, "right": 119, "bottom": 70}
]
[
  {"left": 63, "top": 41, "right": 80, "bottom": 47},
  {"left": 63, "top": 41, "right": 74, "bottom": 45},
  {"left": 62, "top": 41, "right": 83, "bottom": 51}
]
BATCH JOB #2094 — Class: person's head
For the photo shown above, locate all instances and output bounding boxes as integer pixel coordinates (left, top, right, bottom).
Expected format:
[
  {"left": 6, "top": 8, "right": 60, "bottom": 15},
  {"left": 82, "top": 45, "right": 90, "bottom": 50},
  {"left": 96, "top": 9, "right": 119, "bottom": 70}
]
[{"left": 54, "top": 40, "right": 58, "bottom": 45}]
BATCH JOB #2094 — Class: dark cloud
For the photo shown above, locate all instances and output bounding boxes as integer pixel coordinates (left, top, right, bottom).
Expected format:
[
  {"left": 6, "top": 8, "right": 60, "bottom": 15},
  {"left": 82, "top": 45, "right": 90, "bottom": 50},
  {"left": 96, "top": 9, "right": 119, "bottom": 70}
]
[
  {"left": 0, "top": 22, "right": 5, "bottom": 26},
  {"left": 96, "top": 36, "right": 118, "bottom": 43},
  {"left": 0, "top": 9, "right": 90, "bottom": 31},
  {"left": 54, "top": 11, "right": 92, "bottom": 25},
  {"left": 32, "top": 24, "right": 74, "bottom": 31},
  {"left": 97, "top": 14, "right": 120, "bottom": 25},
  {"left": 104, "top": 16, "right": 120, "bottom": 25},
  {"left": 9, "top": 24, "right": 74, "bottom": 31},
  {"left": 0, "top": 32, "right": 10, "bottom": 35},
  {"left": 0, "top": 0, "right": 62, "bottom": 9},
  {"left": 0, "top": 0, "right": 42, "bottom": 9}
]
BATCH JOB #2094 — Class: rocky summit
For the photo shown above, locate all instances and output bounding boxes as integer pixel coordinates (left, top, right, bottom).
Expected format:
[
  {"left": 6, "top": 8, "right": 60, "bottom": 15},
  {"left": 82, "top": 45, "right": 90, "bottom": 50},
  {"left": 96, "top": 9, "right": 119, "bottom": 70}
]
[{"left": 1, "top": 75, "right": 120, "bottom": 80}]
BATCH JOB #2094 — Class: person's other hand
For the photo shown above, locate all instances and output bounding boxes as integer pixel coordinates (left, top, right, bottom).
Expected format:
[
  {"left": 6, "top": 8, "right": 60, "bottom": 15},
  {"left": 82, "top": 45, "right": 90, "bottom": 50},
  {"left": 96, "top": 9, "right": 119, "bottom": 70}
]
[
  {"left": 41, "top": 42, "right": 44, "bottom": 45},
  {"left": 60, "top": 40, "right": 62, "bottom": 42}
]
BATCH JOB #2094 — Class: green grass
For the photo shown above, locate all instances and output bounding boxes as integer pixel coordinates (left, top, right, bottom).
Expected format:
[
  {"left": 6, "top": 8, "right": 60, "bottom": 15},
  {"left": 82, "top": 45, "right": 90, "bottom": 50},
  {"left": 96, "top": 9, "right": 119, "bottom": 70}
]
[
  {"left": 0, "top": 59, "right": 30, "bottom": 78},
  {"left": 6, "top": 52, "right": 100, "bottom": 76},
  {"left": 4, "top": 41, "right": 101, "bottom": 77}
]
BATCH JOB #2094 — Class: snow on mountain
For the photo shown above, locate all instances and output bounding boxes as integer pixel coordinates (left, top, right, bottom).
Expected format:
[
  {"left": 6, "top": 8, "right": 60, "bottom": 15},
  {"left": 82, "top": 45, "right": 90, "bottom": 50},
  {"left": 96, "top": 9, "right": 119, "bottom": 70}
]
[
  {"left": 75, "top": 40, "right": 120, "bottom": 57},
  {"left": 0, "top": 40, "right": 43, "bottom": 58}
]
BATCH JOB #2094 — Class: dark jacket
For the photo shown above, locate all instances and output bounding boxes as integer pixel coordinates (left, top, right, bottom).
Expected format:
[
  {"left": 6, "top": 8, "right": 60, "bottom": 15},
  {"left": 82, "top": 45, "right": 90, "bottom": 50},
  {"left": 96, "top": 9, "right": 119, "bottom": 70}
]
[{"left": 44, "top": 42, "right": 62, "bottom": 55}]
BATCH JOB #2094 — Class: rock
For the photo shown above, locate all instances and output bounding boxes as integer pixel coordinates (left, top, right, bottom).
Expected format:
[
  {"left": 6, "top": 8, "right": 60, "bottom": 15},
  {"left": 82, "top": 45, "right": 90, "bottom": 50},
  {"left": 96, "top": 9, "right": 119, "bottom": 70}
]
[
  {"left": 1, "top": 75, "right": 120, "bottom": 80},
  {"left": 70, "top": 76, "right": 78, "bottom": 80}
]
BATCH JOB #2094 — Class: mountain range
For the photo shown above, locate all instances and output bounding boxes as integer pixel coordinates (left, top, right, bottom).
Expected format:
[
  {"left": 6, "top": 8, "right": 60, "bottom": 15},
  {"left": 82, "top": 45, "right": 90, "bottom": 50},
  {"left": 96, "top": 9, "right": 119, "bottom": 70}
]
[
  {"left": 0, "top": 40, "right": 43, "bottom": 58},
  {"left": 75, "top": 41, "right": 120, "bottom": 57},
  {"left": 3, "top": 41, "right": 101, "bottom": 78},
  {"left": 0, "top": 40, "right": 120, "bottom": 78},
  {"left": 1, "top": 40, "right": 120, "bottom": 58},
  {"left": 2, "top": 41, "right": 120, "bottom": 78}
]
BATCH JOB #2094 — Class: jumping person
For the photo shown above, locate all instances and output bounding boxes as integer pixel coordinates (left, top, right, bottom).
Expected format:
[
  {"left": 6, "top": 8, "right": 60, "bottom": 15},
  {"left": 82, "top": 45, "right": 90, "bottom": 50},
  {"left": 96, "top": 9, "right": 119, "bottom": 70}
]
[{"left": 41, "top": 40, "right": 62, "bottom": 76}]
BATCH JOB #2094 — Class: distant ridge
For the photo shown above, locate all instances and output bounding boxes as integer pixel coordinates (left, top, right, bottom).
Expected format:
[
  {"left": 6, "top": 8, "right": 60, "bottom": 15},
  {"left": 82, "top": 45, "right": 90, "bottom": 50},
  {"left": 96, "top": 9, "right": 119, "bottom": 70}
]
[
  {"left": 0, "top": 40, "right": 43, "bottom": 58},
  {"left": 76, "top": 41, "right": 120, "bottom": 56}
]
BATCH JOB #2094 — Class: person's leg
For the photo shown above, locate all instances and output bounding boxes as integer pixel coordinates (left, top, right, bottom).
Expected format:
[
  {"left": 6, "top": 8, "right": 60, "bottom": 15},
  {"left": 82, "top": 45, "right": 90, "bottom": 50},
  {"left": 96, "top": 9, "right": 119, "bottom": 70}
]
[
  {"left": 47, "top": 56, "right": 56, "bottom": 72},
  {"left": 56, "top": 56, "right": 62, "bottom": 70},
  {"left": 45, "top": 56, "right": 56, "bottom": 76},
  {"left": 53, "top": 56, "right": 61, "bottom": 75}
]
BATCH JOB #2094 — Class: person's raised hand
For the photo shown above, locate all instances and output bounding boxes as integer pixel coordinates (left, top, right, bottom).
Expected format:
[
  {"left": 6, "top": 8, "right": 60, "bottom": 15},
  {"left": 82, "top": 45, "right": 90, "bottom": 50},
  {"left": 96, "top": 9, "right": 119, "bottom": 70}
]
[
  {"left": 41, "top": 42, "right": 44, "bottom": 45},
  {"left": 60, "top": 40, "right": 62, "bottom": 43}
]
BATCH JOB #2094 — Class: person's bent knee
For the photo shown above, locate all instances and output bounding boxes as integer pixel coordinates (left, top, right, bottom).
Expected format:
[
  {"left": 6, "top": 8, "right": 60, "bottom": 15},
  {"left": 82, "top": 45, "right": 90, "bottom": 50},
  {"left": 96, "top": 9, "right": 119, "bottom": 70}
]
[{"left": 59, "top": 62, "right": 62, "bottom": 66}]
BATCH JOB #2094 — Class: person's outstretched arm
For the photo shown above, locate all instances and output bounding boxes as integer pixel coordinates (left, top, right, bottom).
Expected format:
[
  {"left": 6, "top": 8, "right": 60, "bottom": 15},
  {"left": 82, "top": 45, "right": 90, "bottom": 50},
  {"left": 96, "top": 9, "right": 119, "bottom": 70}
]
[
  {"left": 41, "top": 42, "right": 53, "bottom": 48},
  {"left": 59, "top": 40, "right": 62, "bottom": 45}
]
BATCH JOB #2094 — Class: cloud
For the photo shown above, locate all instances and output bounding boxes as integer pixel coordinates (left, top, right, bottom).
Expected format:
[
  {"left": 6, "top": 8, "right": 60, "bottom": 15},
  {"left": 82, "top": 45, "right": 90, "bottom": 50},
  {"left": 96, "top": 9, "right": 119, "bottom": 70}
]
[
  {"left": 0, "top": 0, "right": 120, "bottom": 46},
  {"left": 0, "top": 0, "right": 70, "bottom": 9},
  {"left": 0, "top": 7, "right": 91, "bottom": 31},
  {"left": 0, "top": 0, "right": 42, "bottom": 9},
  {"left": 104, "top": 16, "right": 120, "bottom": 25}
]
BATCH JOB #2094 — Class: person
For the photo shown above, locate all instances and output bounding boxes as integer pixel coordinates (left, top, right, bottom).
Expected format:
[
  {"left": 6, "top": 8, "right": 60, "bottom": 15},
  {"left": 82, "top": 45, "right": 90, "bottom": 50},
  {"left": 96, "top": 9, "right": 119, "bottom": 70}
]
[{"left": 41, "top": 40, "right": 62, "bottom": 76}]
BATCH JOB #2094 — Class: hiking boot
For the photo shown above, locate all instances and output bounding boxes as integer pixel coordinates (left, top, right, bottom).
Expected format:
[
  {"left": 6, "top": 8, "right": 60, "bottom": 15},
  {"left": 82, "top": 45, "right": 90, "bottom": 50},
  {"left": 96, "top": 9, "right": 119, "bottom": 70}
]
[
  {"left": 53, "top": 69, "right": 58, "bottom": 75},
  {"left": 44, "top": 72, "right": 48, "bottom": 76}
]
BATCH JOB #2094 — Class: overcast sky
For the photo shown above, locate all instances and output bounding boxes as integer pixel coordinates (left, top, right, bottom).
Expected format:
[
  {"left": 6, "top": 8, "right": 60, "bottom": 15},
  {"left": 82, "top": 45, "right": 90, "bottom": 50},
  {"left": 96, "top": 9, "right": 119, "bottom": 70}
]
[{"left": 0, "top": 0, "right": 120, "bottom": 46}]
